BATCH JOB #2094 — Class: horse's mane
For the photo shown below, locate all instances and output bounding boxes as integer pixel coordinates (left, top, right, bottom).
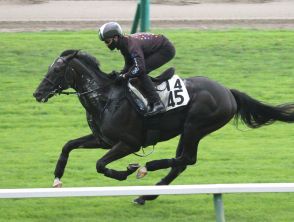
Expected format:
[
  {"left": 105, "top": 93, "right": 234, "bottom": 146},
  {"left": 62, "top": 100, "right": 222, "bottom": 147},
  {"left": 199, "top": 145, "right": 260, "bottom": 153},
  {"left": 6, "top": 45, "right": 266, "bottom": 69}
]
[
  {"left": 60, "top": 49, "right": 100, "bottom": 69},
  {"left": 60, "top": 49, "right": 109, "bottom": 79}
]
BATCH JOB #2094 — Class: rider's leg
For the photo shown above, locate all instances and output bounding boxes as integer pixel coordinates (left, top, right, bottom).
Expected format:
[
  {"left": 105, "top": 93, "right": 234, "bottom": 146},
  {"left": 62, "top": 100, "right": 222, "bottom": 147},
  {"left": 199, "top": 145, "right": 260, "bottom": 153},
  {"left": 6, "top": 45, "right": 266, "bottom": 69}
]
[
  {"left": 140, "top": 42, "right": 175, "bottom": 116},
  {"left": 145, "top": 41, "right": 175, "bottom": 74},
  {"left": 138, "top": 74, "right": 165, "bottom": 116}
]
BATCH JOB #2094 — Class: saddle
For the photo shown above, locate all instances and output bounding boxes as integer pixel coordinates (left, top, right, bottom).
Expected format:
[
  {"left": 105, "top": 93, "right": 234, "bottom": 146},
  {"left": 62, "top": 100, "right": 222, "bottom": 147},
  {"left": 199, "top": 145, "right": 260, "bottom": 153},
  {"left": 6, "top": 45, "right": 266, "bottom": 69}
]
[
  {"left": 150, "top": 67, "right": 175, "bottom": 83},
  {"left": 127, "top": 67, "right": 175, "bottom": 115}
]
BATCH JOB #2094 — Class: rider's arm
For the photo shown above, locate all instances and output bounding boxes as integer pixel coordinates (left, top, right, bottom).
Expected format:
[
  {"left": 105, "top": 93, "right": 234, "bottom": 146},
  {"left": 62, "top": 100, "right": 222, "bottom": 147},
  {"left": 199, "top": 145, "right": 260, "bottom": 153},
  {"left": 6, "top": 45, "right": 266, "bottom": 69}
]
[
  {"left": 120, "top": 56, "right": 131, "bottom": 74},
  {"left": 124, "top": 47, "right": 145, "bottom": 78}
]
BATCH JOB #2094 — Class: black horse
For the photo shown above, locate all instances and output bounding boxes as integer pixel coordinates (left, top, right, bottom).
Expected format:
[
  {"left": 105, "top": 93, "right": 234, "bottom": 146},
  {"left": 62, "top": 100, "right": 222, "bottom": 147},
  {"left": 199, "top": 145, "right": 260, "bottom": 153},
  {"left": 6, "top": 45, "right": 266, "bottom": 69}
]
[{"left": 33, "top": 50, "right": 294, "bottom": 205}]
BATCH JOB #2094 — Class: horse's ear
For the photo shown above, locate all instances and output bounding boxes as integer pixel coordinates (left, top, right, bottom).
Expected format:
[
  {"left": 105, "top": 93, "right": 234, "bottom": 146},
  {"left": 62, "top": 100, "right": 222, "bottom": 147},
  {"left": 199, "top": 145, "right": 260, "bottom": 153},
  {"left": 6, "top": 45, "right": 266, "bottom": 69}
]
[{"left": 64, "top": 50, "right": 80, "bottom": 62}]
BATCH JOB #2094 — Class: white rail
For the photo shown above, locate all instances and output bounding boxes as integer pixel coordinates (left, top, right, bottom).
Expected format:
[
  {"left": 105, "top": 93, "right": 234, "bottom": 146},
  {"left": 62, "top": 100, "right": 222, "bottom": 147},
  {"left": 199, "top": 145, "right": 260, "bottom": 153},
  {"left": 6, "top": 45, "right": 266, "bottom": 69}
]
[
  {"left": 1, "top": 183, "right": 294, "bottom": 198},
  {"left": 1, "top": 183, "right": 294, "bottom": 222}
]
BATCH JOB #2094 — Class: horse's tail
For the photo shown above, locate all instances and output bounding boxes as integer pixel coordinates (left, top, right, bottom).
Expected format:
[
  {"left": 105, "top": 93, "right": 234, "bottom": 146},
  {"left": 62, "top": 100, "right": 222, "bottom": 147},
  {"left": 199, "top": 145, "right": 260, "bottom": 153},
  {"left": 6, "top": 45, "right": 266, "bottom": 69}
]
[{"left": 230, "top": 89, "right": 294, "bottom": 128}]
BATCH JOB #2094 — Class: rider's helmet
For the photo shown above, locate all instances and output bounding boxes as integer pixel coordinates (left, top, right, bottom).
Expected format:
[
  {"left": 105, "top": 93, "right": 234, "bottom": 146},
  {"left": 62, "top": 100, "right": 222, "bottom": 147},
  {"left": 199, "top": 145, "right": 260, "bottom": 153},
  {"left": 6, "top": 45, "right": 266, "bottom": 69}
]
[{"left": 98, "top": 22, "right": 123, "bottom": 41}]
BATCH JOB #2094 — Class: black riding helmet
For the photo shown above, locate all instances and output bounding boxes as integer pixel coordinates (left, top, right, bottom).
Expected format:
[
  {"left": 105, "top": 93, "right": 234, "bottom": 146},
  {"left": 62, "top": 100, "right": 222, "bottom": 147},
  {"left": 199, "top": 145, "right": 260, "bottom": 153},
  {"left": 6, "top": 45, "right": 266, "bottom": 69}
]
[{"left": 98, "top": 22, "right": 123, "bottom": 41}]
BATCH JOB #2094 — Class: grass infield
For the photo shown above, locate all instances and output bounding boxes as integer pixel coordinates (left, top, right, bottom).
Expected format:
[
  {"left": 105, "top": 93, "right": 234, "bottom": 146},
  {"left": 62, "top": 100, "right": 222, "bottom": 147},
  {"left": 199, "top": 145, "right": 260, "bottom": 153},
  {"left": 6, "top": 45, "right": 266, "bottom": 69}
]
[{"left": 0, "top": 29, "right": 293, "bottom": 222}]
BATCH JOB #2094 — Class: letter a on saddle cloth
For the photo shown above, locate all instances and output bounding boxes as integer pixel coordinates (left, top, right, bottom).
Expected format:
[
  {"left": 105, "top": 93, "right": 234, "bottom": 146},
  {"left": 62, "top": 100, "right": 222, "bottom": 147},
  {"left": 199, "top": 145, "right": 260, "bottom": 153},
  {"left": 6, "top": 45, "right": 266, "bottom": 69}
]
[{"left": 128, "top": 75, "right": 190, "bottom": 115}]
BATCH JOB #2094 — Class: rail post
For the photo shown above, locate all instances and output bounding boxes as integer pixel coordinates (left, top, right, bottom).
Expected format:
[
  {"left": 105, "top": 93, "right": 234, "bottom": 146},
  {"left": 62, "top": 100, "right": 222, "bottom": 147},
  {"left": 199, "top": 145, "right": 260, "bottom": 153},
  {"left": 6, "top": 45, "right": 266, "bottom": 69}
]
[
  {"left": 131, "top": 0, "right": 141, "bottom": 34},
  {"left": 213, "top": 193, "right": 226, "bottom": 222},
  {"left": 131, "top": 0, "right": 150, "bottom": 33},
  {"left": 140, "top": 0, "right": 150, "bottom": 32}
]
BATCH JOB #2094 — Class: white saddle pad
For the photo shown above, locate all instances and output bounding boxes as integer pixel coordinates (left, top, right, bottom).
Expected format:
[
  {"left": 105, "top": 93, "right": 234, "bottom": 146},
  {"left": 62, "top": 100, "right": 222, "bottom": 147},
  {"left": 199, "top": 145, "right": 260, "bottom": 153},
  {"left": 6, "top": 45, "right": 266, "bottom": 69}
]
[{"left": 128, "top": 75, "right": 190, "bottom": 112}]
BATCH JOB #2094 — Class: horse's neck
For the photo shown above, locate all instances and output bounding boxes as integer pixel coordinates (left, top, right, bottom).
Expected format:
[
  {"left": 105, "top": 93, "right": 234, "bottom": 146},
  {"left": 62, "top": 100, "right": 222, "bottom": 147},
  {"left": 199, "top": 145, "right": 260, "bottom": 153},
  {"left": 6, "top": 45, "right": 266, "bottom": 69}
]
[{"left": 71, "top": 60, "right": 112, "bottom": 117}]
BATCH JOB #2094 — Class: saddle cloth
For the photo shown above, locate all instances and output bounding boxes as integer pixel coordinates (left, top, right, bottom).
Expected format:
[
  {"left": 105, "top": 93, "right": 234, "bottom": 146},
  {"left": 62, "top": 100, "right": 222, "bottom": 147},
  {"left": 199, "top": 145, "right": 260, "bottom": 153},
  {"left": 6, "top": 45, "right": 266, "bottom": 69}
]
[{"left": 128, "top": 75, "right": 190, "bottom": 115}]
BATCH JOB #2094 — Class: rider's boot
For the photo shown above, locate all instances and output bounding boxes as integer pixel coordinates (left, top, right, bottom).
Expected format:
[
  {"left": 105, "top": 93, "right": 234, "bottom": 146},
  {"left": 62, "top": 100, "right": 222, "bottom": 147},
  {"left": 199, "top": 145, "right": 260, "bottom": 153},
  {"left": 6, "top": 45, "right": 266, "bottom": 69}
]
[{"left": 139, "top": 74, "right": 165, "bottom": 116}]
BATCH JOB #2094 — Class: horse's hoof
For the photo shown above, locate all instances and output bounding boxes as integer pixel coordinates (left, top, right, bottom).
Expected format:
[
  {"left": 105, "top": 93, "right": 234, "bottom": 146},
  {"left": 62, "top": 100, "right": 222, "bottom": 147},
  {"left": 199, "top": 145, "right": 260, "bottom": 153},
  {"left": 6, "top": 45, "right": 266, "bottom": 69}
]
[
  {"left": 53, "top": 178, "right": 62, "bottom": 188},
  {"left": 127, "top": 163, "right": 140, "bottom": 173},
  {"left": 136, "top": 166, "right": 147, "bottom": 179},
  {"left": 133, "top": 197, "right": 145, "bottom": 205}
]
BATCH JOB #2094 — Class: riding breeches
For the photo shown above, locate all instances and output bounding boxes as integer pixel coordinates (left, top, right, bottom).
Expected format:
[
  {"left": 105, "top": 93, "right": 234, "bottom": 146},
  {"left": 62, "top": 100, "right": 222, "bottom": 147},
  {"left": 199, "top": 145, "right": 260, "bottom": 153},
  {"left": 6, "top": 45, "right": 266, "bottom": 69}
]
[{"left": 144, "top": 40, "right": 176, "bottom": 74}]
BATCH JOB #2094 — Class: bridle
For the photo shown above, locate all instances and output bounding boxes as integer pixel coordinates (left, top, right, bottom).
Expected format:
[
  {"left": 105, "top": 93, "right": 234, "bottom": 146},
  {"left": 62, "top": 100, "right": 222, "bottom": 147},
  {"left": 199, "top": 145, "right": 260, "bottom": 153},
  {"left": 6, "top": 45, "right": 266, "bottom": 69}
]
[
  {"left": 42, "top": 76, "right": 64, "bottom": 101},
  {"left": 44, "top": 56, "right": 114, "bottom": 99}
]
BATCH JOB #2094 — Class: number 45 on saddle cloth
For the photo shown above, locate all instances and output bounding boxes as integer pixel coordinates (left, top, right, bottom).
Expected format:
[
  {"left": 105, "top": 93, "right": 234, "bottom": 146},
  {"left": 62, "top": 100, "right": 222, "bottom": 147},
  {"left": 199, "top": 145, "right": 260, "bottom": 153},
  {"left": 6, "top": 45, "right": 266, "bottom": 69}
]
[{"left": 128, "top": 75, "right": 190, "bottom": 116}]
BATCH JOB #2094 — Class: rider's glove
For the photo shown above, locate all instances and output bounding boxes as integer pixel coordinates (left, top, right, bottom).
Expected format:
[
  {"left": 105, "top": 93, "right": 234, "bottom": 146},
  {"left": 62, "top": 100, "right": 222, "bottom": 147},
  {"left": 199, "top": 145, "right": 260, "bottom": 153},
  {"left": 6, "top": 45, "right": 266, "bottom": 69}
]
[
  {"left": 115, "top": 73, "right": 128, "bottom": 83},
  {"left": 119, "top": 73, "right": 128, "bottom": 79}
]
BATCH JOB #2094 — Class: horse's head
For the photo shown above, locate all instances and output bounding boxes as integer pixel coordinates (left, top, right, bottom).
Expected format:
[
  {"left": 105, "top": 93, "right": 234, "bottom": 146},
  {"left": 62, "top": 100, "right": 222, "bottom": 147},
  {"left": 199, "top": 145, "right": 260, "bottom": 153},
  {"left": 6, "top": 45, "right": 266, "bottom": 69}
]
[{"left": 33, "top": 51, "right": 78, "bottom": 102}]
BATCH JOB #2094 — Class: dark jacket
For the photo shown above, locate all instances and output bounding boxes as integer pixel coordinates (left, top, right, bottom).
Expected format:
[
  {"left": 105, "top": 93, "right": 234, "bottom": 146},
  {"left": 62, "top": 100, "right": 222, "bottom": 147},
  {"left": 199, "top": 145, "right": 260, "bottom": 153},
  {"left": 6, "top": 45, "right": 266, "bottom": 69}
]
[{"left": 117, "top": 33, "right": 170, "bottom": 77}]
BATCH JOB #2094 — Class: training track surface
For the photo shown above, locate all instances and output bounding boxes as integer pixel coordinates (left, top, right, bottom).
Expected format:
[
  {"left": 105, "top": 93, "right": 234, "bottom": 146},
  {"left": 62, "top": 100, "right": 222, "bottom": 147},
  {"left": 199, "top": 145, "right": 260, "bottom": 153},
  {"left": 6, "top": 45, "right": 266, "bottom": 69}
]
[{"left": 0, "top": 0, "right": 293, "bottom": 31}]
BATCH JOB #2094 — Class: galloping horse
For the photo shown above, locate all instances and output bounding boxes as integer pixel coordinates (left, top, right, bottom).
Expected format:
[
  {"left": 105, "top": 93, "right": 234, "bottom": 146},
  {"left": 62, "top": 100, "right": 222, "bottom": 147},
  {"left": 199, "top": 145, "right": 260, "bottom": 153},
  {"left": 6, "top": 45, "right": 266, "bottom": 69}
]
[{"left": 33, "top": 50, "right": 294, "bottom": 205}]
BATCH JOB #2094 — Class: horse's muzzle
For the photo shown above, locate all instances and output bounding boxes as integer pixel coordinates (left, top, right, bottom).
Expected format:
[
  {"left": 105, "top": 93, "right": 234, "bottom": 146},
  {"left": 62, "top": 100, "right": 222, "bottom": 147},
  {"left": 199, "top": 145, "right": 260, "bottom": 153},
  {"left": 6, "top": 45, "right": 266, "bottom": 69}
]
[{"left": 33, "top": 92, "right": 48, "bottom": 103}]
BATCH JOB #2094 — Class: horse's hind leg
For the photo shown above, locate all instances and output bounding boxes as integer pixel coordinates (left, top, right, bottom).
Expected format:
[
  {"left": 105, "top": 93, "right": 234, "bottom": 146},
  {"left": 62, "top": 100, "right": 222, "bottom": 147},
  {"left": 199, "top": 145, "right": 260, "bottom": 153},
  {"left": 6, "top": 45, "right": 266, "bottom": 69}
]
[
  {"left": 138, "top": 121, "right": 201, "bottom": 175},
  {"left": 134, "top": 137, "right": 197, "bottom": 204},
  {"left": 135, "top": 114, "right": 231, "bottom": 204},
  {"left": 53, "top": 134, "right": 110, "bottom": 187},
  {"left": 134, "top": 167, "right": 187, "bottom": 205},
  {"left": 140, "top": 88, "right": 235, "bottom": 174}
]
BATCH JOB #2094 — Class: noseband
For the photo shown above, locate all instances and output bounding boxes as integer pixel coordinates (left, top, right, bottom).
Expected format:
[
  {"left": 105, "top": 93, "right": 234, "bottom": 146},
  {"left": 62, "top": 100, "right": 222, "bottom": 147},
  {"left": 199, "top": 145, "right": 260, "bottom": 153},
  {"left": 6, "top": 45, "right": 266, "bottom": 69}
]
[{"left": 42, "top": 75, "right": 64, "bottom": 100}]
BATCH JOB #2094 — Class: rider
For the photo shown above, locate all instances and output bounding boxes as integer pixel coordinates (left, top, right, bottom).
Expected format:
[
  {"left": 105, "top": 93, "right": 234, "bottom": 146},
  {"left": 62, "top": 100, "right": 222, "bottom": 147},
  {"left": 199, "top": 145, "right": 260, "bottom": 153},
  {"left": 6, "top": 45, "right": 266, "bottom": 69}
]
[{"left": 98, "top": 22, "right": 176, "bottom": 116}]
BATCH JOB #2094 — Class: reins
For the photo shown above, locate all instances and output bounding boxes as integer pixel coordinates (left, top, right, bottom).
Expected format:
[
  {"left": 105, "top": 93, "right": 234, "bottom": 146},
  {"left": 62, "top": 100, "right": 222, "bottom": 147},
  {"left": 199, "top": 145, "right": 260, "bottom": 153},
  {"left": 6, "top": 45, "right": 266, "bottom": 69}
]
[
  {"left": 54, "top": 64, "right": 114, "bottom": 98},
  {"left": 59, "top": 88, "right": 102, "bottom": 97},
  {"left": 58, "top": 80, "right": 114, "bottom": 97}
]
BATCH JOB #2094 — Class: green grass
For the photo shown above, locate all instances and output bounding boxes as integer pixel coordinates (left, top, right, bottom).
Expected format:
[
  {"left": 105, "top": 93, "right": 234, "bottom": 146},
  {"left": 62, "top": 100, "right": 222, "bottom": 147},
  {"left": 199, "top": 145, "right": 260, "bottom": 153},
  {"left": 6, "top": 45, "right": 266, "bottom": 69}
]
[{"left": 0, "top": 29, "right": 293, "bottom": 222}]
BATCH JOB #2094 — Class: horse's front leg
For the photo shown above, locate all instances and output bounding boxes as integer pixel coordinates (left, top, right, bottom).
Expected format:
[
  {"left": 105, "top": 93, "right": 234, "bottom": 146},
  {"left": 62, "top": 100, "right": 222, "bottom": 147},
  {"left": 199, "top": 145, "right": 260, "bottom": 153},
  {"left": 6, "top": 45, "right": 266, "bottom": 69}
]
[
  {"left": 96, "top": 141, "right": 140, "bottom": 181},
  {"left": 53, "top": 134, "right": 110, "bottom": 187}
]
